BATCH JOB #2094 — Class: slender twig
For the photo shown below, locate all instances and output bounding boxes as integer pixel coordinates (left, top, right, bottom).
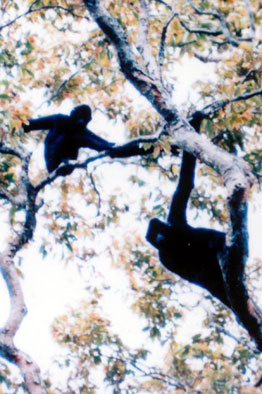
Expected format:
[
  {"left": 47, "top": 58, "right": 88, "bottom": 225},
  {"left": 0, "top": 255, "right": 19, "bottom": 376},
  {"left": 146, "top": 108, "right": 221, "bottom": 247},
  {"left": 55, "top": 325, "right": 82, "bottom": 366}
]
[
  {"left": 193, "top": 51, "right": 221, "bottom": 63},
  {"left": 46, "top": 70, "right": 81, "bottom": 103},
  {"left": 202, "top": 88, "right": 262, "bottom": 118},
  {"left": 186, "top": 0, "right": 221, "bottom": 18},
  {"left": 186, "top": 0, "right": 253, "bottom": 46},
  {"left": 159, "top": 12, "right": 178, "bottom": 69},
  {"left": 155, "top": 0, "right": 172, "bottom": 11},
  {"left": 0, "top": 186, "right": 26, "bottom": 206},
  {"left": 178, "top": 18, "right": 222, "bottom": 37},
  {"left": 89, "top": 170, "right": 102, "bottom": 216},
  {"left": 35, "top": 152, "right": 107, "bottom": 192},
  {"left": 0, "top": 3, "right": 87, "bottom": 31}
]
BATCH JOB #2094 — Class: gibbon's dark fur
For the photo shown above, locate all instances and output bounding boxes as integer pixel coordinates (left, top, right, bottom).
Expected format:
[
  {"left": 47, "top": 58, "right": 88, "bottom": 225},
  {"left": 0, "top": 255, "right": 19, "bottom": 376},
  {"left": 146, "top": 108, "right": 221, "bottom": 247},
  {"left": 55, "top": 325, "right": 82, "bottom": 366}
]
[
  {"left": 24, "top": 105, "right": 114, "bottom": 176},
  {"left": 146, "top": 112, "right": 229, "bottom": 307}
]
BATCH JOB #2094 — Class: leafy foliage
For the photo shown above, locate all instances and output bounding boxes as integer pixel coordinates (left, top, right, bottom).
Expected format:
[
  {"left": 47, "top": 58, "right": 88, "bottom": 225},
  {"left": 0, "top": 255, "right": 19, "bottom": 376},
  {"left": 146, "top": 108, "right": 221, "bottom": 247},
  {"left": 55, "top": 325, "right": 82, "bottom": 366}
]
[{"left": 1, "top": 0, "right": 262, "bottom": 392}]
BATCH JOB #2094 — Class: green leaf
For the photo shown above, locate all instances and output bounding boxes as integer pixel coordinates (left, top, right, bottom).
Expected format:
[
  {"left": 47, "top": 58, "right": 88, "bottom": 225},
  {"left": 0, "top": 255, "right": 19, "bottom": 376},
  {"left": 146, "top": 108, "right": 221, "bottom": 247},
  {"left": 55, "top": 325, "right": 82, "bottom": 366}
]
[{"left": 0, "top": 94, "right": 11, "bottom": 100}]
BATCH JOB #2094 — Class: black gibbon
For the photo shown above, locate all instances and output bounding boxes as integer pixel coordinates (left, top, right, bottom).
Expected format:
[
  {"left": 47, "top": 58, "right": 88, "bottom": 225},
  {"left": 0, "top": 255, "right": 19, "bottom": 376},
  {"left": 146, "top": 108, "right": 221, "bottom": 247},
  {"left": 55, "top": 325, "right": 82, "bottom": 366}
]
[
  {"left": 146, "top": 112, "right": 229, "bottom": 307},
  {"left": 23, "top": 105, "right": 114, "bottom": 176}
]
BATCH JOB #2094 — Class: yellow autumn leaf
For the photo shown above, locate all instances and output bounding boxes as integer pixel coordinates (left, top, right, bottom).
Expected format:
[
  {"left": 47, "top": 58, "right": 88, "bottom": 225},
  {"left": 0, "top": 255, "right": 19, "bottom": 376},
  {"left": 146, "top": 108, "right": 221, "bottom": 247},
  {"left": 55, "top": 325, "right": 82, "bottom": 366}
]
[
  {"left": 130, "top": 277, "right": 139, "bottom": 290},
  {"left": 242, "top": 110, "right": 252, "bottom": 121},
  {"left": 9, "top": 118, "right": 22, "bottom": 131},
  {"left": 153, "top": 145, "right": 161, "bottom": 158},
  {"left": 160, "top": 137, "right": 171, "bottom": 153},
  {"left": 100, "top": 54, "right": 111, "bottom": 68},
  {"left": 239, "top": 42, "right": 252, "bottom": 52},
  {"left": 238, "top": 7, "right": 247, "bottom": 17}
]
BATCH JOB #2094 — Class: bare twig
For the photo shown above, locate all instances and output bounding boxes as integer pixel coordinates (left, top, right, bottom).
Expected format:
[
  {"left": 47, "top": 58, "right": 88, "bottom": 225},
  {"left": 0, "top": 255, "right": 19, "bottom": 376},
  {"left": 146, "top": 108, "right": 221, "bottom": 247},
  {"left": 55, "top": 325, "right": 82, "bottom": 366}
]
[
  {"left": 89, "top": 170, "right": 102, "bottom": 216},
  {"left": 186, "top": 0, "right": 253, "bottom": 46},
  {"left": 45, "top": 70, "right": 81, "bottom": 104},
  {"left": 178, "top": 18, "right": 222, "bottom": 37},
  {"left": 159, "top": 11, "right": 178, "bottom": 69},
  {"left": 193, "top": 51, "right": 221, "bottom": 63},
  {"left": 0, "top": 2, "right": 87, "bottom": 31},
  {"left": 202, "top": 88, "right": 262, "bottom": 118},
  {"left": 35, "top": 152, "right": 107, "bottom": 192},
  {"left": 155, "top": 0, "right": 172, "bottom": 11}
]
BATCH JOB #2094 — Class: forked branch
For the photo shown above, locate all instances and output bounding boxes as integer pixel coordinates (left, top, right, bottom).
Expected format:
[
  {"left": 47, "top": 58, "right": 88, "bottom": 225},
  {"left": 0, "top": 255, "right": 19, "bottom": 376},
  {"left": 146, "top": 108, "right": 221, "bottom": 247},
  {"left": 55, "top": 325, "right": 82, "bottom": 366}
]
[{"left": 84, "top": 0, "right": 262, "bottom": 350}]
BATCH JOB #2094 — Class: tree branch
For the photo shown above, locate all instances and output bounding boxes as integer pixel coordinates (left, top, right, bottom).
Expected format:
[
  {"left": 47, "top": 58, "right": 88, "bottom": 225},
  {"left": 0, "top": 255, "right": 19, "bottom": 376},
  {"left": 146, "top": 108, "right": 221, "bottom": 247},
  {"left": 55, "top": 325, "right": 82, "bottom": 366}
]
[
  {"left": 186, "top": 0, "right": 252, "bottom": 46},
  {"left": 159, "top": 11, "right": 178, "bottom": 69},
  {"left": 83, "top": 0, "right": 262, "bottom": 350},
  {"left": 201, "top": 88, "right": 262, "bottom": 118},
  {"left": 0, "top": 143, "right": 27, "bottom": 160},
  {"left": 137, "top": 0, "right": 160, "bottom": 79},
  {"left": 0, "top": 148, "right": 46, "bottom": 392},
  {"left": 0, "top": 2, "right": 87, "bottom": 31},
  {"left": 243, "top": 0, "right": 255, "bottom": 36},
  {"left": 178, "top": 18, "right": 223, "bottom": 37},
  {"left": 35, "top": 152, "right": 107, "bottom": 191},
  {"left": 155, "top": 0, "right": 172, "bottom": 11},
  {"left": 0, "top": 246, "right": 46, "bottom": 393},
  {"left": 84, "top": 0, "right": 179, "bottom": 123}
]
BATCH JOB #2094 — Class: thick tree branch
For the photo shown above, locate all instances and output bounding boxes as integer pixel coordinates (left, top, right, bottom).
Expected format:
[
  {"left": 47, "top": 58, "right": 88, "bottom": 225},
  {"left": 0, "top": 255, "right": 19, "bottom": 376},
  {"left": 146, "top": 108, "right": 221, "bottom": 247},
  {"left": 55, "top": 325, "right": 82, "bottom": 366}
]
[
  {"left": 83, "top": 0, "right": 254, "bottom": 182},
  {"left": 83, "top": 0, "right": 262, "bottom": 350},
  {"left": 0, "top": 149, "right": 46, "bottom": 392},
  {"left": 137, "top": 0, "right": 159, "bottom": 79},
  {"left": 221, "top": 183, "right": 262, "bottom": 349},
  {"left": 0, "top": 143, "right": 27, "bottom": 160},
  {"left": 0, "top": 246, "right": 46, "bottom": 394},
  {"left": 0, "top": 144, "right": 30, "bottom": 207},
  {"left": 84, "top": 0, "right": 178, "bottom": 123}
]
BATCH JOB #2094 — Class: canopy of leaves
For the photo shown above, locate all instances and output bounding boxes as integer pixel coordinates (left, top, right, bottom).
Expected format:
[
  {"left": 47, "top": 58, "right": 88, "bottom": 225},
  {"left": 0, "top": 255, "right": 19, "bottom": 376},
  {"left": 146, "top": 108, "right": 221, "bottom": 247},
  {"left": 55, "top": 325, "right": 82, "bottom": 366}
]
[{"left": 1, "top": 0, "right": 262, "bottom": 393}]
